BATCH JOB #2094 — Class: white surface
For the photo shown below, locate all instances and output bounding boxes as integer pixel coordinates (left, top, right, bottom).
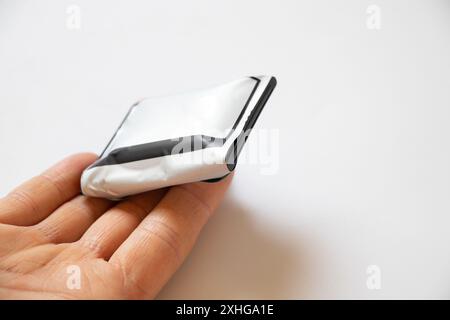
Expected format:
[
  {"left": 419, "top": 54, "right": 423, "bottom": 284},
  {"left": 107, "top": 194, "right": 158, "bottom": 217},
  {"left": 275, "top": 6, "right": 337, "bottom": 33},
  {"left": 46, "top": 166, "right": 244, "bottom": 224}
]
[{"left": 1, "top": 0, "right": 449, "bottom": 299}]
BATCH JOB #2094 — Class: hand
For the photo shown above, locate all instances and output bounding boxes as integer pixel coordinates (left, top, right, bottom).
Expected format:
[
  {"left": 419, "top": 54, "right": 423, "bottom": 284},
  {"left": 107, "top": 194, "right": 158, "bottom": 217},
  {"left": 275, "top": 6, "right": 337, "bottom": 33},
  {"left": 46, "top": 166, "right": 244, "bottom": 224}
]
[{"left": 0, "top": 153, "right": 232, "bottom": 299}]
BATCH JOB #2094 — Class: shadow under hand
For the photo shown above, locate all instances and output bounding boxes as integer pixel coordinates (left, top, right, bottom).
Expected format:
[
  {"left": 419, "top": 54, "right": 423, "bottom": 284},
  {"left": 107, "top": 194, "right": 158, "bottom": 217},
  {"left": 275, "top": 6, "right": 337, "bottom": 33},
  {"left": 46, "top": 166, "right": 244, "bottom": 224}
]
[{"left": 157, "top": 196, "right": 306, "bottom": 299}]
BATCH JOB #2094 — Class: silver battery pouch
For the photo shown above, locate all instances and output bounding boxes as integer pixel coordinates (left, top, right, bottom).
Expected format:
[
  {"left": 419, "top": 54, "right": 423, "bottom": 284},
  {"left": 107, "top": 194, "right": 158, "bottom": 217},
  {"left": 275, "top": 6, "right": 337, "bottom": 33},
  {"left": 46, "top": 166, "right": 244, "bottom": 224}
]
[{"left": 81, "top": 75, "right": 277, "bottom": 199}]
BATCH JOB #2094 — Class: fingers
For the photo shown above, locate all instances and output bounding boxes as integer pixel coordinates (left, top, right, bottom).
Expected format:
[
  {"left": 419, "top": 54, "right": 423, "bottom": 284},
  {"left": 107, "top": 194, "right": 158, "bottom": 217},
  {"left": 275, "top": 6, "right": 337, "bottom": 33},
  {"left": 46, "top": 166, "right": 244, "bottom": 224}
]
[
  {"left": 32, "top": 195, "right": 114, "bottom": 244},
  {"left": 109, "top": 174, "right": 233, "bottom": 299},
  {"left": 0, "top": 153, "right": 97, "bottom": 226},
  {"left": 76, "top": 189, "right": 166, "bottom": 260}
]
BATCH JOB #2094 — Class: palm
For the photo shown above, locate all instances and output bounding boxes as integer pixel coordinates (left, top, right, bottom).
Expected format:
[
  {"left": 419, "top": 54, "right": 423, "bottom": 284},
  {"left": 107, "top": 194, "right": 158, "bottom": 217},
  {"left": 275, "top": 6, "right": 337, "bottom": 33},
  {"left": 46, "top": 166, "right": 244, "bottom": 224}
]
[{"left": 0, "top": 153, "right": 231, "bottom": 299}]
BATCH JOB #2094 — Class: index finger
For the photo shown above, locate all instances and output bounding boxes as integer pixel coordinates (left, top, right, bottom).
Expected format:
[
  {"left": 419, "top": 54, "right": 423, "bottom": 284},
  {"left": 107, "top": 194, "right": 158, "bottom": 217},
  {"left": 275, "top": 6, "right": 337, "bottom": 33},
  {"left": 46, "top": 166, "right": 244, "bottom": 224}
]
[
  {"left": 0, "top": 153, "right": 97, "bottom": 226},
  {"left": 109, "top": 174, "right": 233, "bottom": 298}
]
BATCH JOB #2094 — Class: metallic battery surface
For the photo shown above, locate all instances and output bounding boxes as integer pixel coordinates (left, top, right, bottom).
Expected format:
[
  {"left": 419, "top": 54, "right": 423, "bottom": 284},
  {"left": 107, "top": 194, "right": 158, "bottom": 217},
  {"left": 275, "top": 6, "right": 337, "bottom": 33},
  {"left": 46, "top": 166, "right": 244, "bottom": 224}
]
[{"left": 81, "top": 76, "right": 277, "bottom": 199}]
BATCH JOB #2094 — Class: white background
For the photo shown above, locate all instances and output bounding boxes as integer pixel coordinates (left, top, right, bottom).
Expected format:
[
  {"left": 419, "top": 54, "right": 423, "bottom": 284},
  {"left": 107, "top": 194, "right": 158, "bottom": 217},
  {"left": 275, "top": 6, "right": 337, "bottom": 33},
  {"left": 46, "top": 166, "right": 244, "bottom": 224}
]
[{"left": 1, "top": 0, "right": 450, "bottom": 299}]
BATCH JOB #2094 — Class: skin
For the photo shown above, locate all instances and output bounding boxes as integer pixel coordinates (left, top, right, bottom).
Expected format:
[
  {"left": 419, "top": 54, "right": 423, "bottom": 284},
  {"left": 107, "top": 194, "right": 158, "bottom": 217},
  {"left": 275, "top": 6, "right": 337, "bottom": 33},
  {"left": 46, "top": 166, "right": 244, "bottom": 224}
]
[{"left": 0, "top": 153, "right": 232, "bottom": 299}]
